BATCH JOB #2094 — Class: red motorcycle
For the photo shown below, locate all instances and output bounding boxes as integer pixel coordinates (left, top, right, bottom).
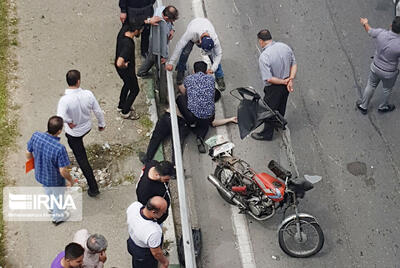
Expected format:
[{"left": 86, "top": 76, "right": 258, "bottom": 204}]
[{"left": 205, "top": 135, "right": 324, "bottom": 258}]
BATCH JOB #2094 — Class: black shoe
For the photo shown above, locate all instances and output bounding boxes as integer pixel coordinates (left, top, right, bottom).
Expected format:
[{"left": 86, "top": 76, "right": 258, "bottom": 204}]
[
  {"left": 196, "top": 138, "right": 206, "bottom": 154},
  {"left": 356, "top": 103, "right": 368, "bottom": 115},
  {"left": 138, "top": 151, "right": 147, "bottom": 164},
  {"left": 88, "top": 189, "right": 100, "bottom": 197},
  {"left": 137, "top": 72, "right": 150, "bottom": 78},
  {"left": 176, "top": 71, "right": 184, "bottom": 85},
  {"left": 378, "top": 104, "right": 395, "bottom": 113},
  {"left": 216, "top": 77, "right": 226, "bottom": 91},
  {"left": 251, "top": 132, "right": 273, "bottom": 141},
  {"left": 52, "top": 211, "right": 71, "bottom": 226}
]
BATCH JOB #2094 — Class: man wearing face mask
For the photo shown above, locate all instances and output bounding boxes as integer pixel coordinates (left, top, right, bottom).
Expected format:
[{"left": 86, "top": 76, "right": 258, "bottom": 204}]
[
  {"left": 165, "top": 17, "right": 226, "bottom": 90},
  {"left": 126, "top": 197, "right": 169, "bottom": 268},
  {"left": 115, "top": 22, "right": 144, "bottom": 120},
  {"left": 136, "top": 160, "right": 175, "bottom": 224}
]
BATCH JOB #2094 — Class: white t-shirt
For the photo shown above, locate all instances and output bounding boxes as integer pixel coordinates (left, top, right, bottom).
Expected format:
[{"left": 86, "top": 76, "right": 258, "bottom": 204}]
[{"left": 126, "top": 202, "right": 162, "bottom": 248}]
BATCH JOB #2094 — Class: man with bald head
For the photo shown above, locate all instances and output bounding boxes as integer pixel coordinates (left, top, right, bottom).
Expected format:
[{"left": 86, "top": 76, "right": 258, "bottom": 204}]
[{"left": 126, "top": 196, "right": 169, "bottom": 268}]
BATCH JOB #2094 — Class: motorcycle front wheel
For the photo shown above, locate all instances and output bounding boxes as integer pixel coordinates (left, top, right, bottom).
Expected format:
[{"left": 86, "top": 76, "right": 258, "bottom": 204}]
[
  {"left": 278, "top": 216, "right": 324, "bottom": 258},
  {"left": 214, "top": 166, "right": 236, "bottom": 205}
]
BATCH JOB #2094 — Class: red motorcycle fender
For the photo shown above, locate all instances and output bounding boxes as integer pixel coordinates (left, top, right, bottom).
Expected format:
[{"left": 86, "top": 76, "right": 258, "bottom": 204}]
[{"left": 277, "top": 213, "right": 319, "bottom": 232}]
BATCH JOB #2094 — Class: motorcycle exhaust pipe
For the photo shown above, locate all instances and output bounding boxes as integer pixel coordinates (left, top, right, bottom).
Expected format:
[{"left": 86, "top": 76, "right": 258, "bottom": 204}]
[
  {"left": 208, "top": 174, "right": 276, "bottom": 221},
  {"left": 207, "top": 175, "right": 247, "bottom": 209}
]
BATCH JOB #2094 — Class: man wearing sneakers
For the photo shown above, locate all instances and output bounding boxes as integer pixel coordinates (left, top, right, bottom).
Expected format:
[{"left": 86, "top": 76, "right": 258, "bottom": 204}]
[
  {"left": 26, "top": 116, "right": 74, "bottom": 225},
  {"left": 357, "top": 17, "right": 400, "bottom": 114},
  {"left": 57, "top": 70, "right": 105, "bottom": 197},
  {"left": 115, "top": 22, "right": 144, "bottom": 120},
  {"left": 165, "top": 17, "right": 226, "bottom": 91}
]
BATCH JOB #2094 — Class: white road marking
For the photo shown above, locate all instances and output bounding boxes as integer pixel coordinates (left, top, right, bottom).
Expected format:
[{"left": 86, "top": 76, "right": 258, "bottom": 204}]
[{"left": 191, "top": 1, "right": 257, "bottom": 267}]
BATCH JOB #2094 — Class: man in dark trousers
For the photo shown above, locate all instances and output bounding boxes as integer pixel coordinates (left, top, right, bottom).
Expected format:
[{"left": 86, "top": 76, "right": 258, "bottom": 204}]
[
  {"left": 115, "top": 23, "right": 144, "bottom": 120},
  {"left": 136, "top": 160, "right": 175, "bottom": 224},
  {"left": 57, "top": 70, "right": 105, "bottom": 197},
  {"left": 126, "top": 197, "right": 169, "bottom": 268},
  {"left": 252, "top": 29, "right": 297, "bottom": 141},
  {"left": 176, "top": 61, "right": 215, "bottom": 153},
  {"left": 119, "top": 0, "right": 156, "bottom": 58}
]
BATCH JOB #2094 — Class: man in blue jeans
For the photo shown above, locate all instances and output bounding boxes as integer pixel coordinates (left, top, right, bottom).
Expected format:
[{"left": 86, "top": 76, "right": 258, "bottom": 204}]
[
  {"left": 357, "top": 17, "right": 400, "bottom": 114},
  {"left": 165, "top": 17, "right": 226, "bottom": 90},
  {"left": 26, "top": 116, "right": 74, "bottom": 225}
]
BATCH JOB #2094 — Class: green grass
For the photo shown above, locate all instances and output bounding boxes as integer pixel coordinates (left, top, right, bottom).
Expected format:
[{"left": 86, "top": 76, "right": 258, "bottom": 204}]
[{"left": 0, "top": 0, "right": 17, "bottom": 266}]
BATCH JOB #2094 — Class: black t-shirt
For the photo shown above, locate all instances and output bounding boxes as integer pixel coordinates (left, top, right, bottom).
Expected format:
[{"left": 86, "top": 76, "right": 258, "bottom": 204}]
[
  {"left": 136, "top": 160, "right": 171, "bottom": 207},
  {"left": 115, "top": 26, "right": 135, "bottom": 69}
]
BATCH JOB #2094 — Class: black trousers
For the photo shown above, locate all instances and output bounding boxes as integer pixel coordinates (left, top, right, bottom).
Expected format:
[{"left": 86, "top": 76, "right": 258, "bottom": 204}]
[
  {"left": 144, "top": 112, "right": 190, "bottom": 164},
  {"left": 260, "top": 84, "right": 289, "bottom": 139},
  {"left": 65, "top": 131, "right": 98, "bottom": 192},
  {"left": 176, "top": 94, "right": 214, "bottom": 140},
  {"left": 116, "top": 66, "right": 140, "bottom": 114},
  {"left": 127, "top": 237, "right": 157, "bottom": 268},
  {"left": 140, "top": 25, "right": 150, "bottom": 56}
]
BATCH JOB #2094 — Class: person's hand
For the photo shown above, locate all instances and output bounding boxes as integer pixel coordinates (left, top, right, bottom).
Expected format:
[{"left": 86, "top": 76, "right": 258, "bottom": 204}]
[
  {"left": 99, "top": 251, "right": 107, "bottom": 263},
  {"left": 165, "top": 64, "right": 173, "bottom": 71},
  {"left": 66, "top": 180, "right": 74, "bottom": 187},
  {"left": 160, "top": 259, "right": 169, "bottom": 268},
  {"left": 161, "top": 57, "right": 167, "bottom": 64},
  {"left": 98, "top": 126, "right": 105, "bottom": 131},
  {"left": 286, "top": 79, "right": 294, "bottom": 92},
  {"left": 68, "top": 122, "right": 76, "bottom": 129},
  {"left": 149, "top": 16, "right": 162, "bottom": 25},
  {"left": 360, "top": 17, "right": 368, "bottom": 26},
  {"left": 120, "top": 12, "right": 127, "bottom": 23},
  {"left": 206, "top": 69, "right": 214, "bottom": 74},
  {"left": 168, "top": 30, "right": 175, "bottom": 40}
]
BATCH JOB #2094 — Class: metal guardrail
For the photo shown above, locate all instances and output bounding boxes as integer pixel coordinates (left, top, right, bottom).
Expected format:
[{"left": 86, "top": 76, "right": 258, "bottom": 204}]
[{"left": 154, "top": 1, "right": 197, "bottom": 267}]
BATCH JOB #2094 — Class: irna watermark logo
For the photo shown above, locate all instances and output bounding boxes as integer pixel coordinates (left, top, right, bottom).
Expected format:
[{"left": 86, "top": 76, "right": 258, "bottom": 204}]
[{"left": 3, "top": 187, "right": 82, "bottom": 222}]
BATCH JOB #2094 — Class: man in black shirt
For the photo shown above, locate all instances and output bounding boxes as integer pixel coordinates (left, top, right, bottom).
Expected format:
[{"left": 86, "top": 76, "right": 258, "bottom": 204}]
[
  {"left": 136, "top": 160, "right": 175, "bottom": 224},
  {"left": 115, "top": 23, "right": 143, "bottom": 120},
  {"left": 119, "top": 0, "right": 156, "bottom": 57}
]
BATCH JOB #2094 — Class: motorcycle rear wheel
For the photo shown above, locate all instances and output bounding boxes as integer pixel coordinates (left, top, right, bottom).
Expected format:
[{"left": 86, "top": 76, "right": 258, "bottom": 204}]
[
  {"left": 214, "top": 166, "right": 236, "bottom": 205},
  {"left": 278, "top": 216, "right": 324, "bottom": 258}
]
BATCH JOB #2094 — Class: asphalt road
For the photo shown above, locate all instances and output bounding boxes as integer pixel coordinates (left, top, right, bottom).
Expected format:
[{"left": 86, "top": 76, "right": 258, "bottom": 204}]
[{"left": 170, "top": 0, "right": 400, "bottom": 267}]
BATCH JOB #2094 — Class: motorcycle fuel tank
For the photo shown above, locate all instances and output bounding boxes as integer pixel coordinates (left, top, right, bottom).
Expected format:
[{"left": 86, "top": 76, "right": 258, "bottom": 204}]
[{"left": 253, "top": 173, "right": 285, "bottom": 202}]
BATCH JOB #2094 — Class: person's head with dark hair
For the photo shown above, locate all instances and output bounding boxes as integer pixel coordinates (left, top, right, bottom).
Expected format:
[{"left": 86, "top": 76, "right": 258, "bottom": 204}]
[
  {"left": 66, "top": 70, "right": 81, "bottom": 87},
  {"left": 193, "top": 61, "right": 208, "bottom": 74},
  {"left": 257, "top": 29, "right": 273, "bottom": 48},
  {"left": 127, "top": 17, "right": 145, "bottom": 37},
  {"left": 392, "top": 16, "right": 400, "bottom": 34},
  {"left": 154, "top": 160, "right": 175, "bottom": 182},
  {"left": 47, "top": 116, "right": 64, "bottom": 136},
  {"left": 64, "top": 242, "right": 84, "bottom": 268},
  {"left": 145, "top": 196, "right": 168, "bottom": 220},
  {"left": 257, "top": 29, "right": 272, "bottom": 41},
  {"left": 163, "top": 5, "right": 179, "bottom": 22}
]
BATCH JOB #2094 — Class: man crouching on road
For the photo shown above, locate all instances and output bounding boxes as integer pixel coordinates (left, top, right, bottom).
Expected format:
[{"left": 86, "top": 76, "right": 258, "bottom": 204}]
[
  {"left": 252, "top": 29, "right": 297, "bottom": 141},
  {"left": 127, "top": 196, "right": 169, "bottom": 268}
]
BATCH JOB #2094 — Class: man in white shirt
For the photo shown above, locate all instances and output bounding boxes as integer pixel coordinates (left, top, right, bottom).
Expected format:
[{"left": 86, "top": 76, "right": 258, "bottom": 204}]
[
  {"left": 57, "top": 70, "right": 106, "bottom": 197},
  {"left": 165, "top": 17, "right": 226, "bottom": 90},
  {"left": 126, "top": 196, "right": 169, "bottom": 268},
  {"left": 73, "top": 229, "right": 108, "bottom": 268}
]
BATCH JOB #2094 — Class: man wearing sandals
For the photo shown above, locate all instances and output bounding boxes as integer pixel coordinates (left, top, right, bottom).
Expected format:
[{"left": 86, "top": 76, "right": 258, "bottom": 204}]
[{"left": 357, "top": 17, "right": 400, "bottom": 114}]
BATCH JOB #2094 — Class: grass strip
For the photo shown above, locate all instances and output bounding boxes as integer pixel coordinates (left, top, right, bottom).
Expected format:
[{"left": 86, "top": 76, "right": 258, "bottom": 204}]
[{"left": 0, "top": 0, "right": 17, "bottom": 266}]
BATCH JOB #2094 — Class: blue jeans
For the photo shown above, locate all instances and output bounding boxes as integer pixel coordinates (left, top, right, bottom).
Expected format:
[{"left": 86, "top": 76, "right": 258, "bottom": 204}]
[
  {"left": 176, "top": 41, "right": 224, "bottom": 78},
  {"left": 44, "top": 187, "right": 66, "bottom": 222}
]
